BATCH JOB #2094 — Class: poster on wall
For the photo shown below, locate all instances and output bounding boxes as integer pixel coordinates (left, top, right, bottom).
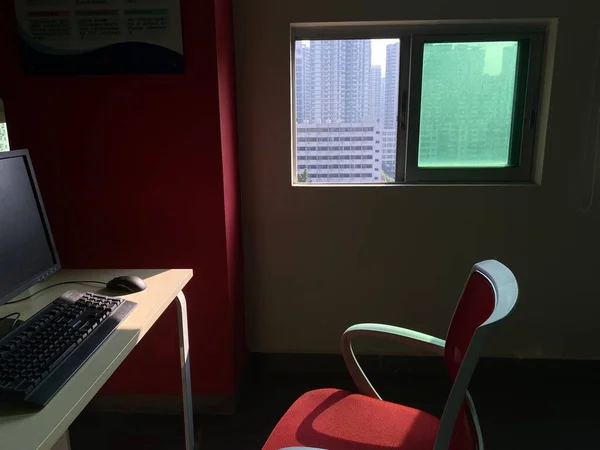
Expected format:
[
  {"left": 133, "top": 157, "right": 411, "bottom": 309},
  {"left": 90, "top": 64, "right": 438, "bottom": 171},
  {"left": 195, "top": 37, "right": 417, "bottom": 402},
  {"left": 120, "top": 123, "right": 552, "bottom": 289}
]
[{"left": 15, "top": 0, "right": 184, "bottom": 75}]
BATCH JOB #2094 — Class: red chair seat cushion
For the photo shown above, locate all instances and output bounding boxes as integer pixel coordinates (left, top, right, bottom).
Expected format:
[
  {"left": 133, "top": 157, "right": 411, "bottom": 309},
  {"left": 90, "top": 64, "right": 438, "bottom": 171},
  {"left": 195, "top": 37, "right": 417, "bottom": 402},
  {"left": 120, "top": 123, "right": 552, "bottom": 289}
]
[{"left": 262, "top": 389, "right": 442, "bottom": 450}]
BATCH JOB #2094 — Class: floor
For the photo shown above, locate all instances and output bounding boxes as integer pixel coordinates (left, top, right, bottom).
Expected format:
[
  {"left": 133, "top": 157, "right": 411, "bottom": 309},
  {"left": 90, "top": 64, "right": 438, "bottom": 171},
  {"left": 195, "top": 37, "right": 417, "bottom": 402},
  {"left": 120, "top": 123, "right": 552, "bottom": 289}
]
[{"left": 69, "top": 367, "right": 600, "bottom": 450}]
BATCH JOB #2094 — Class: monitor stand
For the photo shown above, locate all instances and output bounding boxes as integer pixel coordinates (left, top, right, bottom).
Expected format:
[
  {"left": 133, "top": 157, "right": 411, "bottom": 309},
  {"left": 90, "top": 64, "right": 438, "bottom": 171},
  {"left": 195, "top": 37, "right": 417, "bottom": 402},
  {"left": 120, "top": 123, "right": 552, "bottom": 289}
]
[{"left": 0, "top": 317, "right": 24, "bottom": 340}]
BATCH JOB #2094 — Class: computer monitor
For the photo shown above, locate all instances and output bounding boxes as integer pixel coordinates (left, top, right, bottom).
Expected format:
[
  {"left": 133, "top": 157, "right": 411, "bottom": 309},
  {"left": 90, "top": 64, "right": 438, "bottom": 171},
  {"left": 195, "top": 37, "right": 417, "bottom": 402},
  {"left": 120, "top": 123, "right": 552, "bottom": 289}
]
[{"left": 0, "top": 150, "right": 60, "bottom": 306}]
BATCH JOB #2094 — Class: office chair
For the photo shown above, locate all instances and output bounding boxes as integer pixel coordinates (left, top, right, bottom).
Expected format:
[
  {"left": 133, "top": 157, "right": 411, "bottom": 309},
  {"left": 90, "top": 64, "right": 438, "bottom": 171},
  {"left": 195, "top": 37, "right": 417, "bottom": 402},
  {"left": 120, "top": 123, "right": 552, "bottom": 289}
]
[{"left": 263, "top": 260, "right": 519, "bottom": 450}]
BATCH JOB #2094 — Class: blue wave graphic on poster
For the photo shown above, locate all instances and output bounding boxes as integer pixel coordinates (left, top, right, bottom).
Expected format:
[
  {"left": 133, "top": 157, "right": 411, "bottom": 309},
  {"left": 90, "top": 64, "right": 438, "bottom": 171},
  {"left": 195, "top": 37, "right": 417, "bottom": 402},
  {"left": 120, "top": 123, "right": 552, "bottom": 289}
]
[{"left": 21, "top": 40, "right": 184, "bottom": 75}]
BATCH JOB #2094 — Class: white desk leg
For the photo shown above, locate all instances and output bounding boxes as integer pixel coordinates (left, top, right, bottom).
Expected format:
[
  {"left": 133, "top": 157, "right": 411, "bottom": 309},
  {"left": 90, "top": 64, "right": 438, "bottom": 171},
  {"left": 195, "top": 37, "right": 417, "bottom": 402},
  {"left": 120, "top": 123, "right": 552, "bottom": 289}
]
[{"left": 176, "top": 291, "right": 195, "bottom": 450}]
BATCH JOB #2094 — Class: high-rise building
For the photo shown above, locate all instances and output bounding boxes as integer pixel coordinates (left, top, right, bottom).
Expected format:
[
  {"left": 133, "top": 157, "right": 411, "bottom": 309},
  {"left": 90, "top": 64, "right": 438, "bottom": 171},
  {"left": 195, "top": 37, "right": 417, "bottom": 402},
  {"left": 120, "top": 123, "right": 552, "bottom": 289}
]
[
  {"left": 340, "top": 40, "right": 372, "bottom": 124},
  {"left": 381, "top": 42, "right": 400, "bottom": 179},
  {"left": 295, "top": 40, "right": 372, "bottom": 124},
  {"left": 383, "top": 42, "right": 400, "bottom": 130},
  {"left": 381, "top": 130, "right": 397, "bottom": 179},
  {"left": 381, "top": 76, "right": 386, "bottom": 117},
  {"left": 295, "top": 43, "right": 312, "bottom": 123},
  {"left": 369, "top": 65, "right": 383, "bottom": 121}
]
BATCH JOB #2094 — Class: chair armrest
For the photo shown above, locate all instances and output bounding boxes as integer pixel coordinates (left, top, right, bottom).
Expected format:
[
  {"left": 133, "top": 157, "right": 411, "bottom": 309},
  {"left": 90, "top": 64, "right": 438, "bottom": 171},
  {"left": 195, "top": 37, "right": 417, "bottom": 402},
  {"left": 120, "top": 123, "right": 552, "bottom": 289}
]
[{"left": 341, "top": 323, "right": 446, "bottom": 399}]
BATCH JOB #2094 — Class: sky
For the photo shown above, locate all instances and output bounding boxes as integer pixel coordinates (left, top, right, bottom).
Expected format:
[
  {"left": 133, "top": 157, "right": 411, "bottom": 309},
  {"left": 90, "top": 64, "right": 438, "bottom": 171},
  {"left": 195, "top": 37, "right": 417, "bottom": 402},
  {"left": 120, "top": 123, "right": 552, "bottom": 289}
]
[{"left": 371, "top": 39, "right": 398, "bottom": 73}]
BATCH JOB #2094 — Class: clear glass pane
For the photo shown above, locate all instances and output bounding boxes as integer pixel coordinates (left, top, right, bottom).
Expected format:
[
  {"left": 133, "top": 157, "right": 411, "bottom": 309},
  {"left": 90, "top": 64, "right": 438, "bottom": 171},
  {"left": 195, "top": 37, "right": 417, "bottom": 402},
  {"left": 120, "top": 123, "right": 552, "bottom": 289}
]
[
  {"left": 0, "top": 99, "right": 9, "bottom": 152},
  {"left": 294, "top": 39, "right": 400, "bottom": 183},
  {"left": 418, "top": 41, "right": 518, "bottom": 168}
]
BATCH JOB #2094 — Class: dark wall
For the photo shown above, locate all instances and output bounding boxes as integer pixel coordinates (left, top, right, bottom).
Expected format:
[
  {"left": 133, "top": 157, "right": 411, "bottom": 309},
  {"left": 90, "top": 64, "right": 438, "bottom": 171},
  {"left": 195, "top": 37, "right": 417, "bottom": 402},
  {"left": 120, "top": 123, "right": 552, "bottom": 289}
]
[{"left": 234, "top": 0, "right": 600, "bottom": 358}]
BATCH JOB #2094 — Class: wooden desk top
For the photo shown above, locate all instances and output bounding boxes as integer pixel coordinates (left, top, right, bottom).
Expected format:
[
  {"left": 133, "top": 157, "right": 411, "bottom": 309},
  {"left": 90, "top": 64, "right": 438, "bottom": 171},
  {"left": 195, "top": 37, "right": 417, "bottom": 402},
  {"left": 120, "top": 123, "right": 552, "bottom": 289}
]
[{"left": 0, "top": 269, "right": 193, "bottom": 450}]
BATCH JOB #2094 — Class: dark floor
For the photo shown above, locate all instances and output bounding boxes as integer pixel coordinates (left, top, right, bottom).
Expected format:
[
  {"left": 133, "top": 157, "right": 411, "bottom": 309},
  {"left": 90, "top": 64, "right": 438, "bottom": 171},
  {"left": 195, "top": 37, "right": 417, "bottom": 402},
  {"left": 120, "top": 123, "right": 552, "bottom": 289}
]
[{"left": 69, "top": 365, "right": 600, "bottom": 450}]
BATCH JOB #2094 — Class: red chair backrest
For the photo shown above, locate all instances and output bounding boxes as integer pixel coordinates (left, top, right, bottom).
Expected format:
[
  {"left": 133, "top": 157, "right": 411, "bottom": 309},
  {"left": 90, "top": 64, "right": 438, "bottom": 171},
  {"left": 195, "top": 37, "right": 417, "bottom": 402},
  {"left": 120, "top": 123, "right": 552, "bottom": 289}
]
[
  {"left": 444, "top": 271, "right": 496, "bottom": 379},
  {"left": 436, "top": 261, "right": 518, "bottom": 449}
]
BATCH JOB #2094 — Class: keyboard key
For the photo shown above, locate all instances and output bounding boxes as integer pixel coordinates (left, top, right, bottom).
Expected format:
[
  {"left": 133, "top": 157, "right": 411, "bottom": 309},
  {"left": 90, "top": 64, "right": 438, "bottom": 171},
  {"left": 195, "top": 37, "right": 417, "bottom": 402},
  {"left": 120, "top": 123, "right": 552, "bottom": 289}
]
[
  {"left": 2, "top": 381, "right": 16, "bottom": 391},
  {"left": 67, "top": 318, "right": 82, "bottom": 328},
  {"left": 14, "top": 380, "right": 34, "bottom": 396}
]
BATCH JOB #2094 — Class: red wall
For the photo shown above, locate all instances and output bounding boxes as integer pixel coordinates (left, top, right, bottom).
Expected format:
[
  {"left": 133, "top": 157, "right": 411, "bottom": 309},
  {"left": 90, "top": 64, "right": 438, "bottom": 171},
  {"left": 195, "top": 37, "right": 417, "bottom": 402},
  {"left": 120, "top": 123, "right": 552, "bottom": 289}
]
[
  {"left": 214, "top": 0, "right": 247, "bottom": 379},
  {"left": 0, "top": 0, "right": 246, "bottom": 396}
]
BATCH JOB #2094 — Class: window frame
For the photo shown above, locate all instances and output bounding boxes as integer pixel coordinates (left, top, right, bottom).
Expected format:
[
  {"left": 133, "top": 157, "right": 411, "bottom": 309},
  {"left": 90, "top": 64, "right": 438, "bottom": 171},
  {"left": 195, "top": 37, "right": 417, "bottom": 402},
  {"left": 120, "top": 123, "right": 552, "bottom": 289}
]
[{"left": 291, "top": 22, "right": 547, "bottom": 185}]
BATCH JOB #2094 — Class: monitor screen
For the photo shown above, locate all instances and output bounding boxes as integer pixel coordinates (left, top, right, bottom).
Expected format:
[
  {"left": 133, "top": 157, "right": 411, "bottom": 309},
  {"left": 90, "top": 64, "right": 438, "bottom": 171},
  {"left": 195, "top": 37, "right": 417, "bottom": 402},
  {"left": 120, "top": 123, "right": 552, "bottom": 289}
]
[{"left": 0, "top": 150, "right": 60, "bottom": 306}]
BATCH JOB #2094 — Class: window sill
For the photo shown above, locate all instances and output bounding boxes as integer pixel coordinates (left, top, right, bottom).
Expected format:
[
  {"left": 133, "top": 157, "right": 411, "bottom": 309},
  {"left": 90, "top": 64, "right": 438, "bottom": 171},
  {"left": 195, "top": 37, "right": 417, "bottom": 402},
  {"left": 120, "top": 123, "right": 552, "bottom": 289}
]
[{"left": 291, "top": 182, "right": 541, "bottom": 188}]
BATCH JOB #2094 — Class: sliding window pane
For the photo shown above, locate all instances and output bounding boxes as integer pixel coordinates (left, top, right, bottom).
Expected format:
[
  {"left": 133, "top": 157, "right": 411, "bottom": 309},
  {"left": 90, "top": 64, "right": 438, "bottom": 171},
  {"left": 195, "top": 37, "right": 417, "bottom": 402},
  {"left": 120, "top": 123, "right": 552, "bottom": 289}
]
[
  {"left": 294, "top": 39, "right": 400, "bottom": 183},
  {"left": 418, "top": 41, "right": 518, "bottom": 168}
]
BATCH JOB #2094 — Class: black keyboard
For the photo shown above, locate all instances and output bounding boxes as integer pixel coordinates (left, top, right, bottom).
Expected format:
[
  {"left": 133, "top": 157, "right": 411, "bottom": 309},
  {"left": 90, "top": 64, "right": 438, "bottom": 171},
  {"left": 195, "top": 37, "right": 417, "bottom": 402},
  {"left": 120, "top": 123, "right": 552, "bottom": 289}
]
[{"left": 0, "top": 291, "right": 136, "bottom": 406}]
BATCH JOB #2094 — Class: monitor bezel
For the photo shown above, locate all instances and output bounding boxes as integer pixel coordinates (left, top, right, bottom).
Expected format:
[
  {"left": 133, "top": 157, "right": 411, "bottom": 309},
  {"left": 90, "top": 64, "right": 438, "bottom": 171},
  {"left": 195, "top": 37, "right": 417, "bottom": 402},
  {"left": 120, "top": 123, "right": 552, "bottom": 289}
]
[{"left": 0, "top": 149, "right": 61, "bottom": 306}]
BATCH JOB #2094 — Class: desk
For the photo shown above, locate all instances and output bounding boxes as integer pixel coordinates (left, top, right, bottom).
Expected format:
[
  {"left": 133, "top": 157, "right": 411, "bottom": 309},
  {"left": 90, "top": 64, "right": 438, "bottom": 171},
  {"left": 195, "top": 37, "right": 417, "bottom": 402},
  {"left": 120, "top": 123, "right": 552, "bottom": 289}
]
[{"left": 0, "top": 269, "right": 195, "bottom": 450}]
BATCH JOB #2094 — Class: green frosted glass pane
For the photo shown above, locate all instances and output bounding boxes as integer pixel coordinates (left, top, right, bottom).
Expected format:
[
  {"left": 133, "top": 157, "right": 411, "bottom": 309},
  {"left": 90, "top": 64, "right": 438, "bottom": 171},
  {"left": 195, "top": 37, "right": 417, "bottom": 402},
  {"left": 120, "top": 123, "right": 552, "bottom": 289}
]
[{"left": 418, "top": 41, "right": 518, "bottom": 168}]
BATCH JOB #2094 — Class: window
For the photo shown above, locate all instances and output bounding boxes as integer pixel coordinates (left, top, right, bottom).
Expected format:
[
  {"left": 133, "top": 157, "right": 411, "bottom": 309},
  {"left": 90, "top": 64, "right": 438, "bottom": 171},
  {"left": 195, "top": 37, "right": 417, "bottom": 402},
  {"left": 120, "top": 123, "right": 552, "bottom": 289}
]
[{"left": 292, "top": 24, "right": 545, "bottom": 184}]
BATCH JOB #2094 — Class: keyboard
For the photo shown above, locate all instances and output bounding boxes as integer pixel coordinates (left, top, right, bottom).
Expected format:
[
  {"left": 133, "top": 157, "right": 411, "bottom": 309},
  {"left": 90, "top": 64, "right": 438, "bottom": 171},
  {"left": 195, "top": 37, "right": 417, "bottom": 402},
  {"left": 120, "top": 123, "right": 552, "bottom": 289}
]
[{"left": 0, "top": 291, "right": 136, "bottom": 406}]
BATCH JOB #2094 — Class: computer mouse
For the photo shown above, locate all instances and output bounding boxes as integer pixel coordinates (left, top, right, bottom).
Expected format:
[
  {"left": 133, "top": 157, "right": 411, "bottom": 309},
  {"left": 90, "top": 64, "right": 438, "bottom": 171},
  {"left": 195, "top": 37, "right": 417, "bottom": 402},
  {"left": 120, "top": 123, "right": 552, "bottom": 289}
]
[{"left": 106, "top": 275, "right": 147, "bottom": 293}]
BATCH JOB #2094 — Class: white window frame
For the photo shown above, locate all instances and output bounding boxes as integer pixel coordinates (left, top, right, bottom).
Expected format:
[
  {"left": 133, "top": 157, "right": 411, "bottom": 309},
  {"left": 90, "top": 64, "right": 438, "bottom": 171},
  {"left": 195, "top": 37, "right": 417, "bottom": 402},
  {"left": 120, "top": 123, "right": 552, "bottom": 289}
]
[{"left": 291, "top": 22, "right": 547, "bottom": 184}]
